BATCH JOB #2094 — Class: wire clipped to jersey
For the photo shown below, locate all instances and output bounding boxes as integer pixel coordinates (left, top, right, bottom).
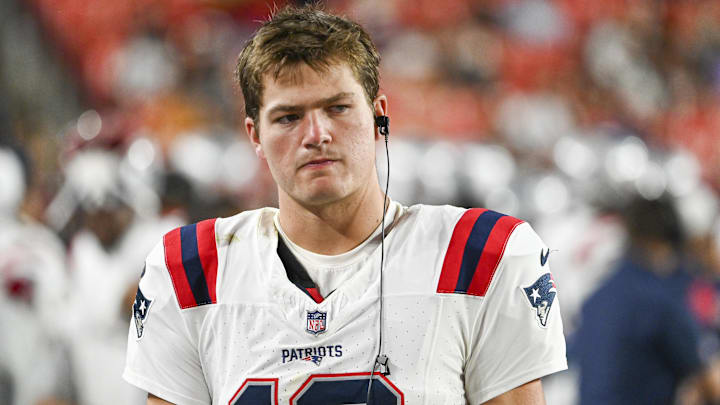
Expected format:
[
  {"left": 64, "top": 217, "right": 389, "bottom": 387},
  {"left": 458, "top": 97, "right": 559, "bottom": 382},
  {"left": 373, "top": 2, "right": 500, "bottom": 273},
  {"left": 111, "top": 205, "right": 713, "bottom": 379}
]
[{"left": 366, "top": 121, "right": 390, "bottom": 404}]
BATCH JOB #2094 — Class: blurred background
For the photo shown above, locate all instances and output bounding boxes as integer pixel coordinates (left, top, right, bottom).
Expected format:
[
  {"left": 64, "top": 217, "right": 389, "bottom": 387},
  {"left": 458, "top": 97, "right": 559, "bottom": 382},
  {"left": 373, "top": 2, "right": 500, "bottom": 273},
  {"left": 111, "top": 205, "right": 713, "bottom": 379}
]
[{"left": 1, "top": 0, "right": 719, "bottom": 404}]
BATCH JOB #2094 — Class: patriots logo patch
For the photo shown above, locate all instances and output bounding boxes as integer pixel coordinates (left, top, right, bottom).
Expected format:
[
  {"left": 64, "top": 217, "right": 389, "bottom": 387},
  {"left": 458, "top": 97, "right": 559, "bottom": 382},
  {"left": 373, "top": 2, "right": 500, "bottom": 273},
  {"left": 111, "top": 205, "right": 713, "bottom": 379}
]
[
  {"left": 522, "top": 273, "right": 557, "bottom": 328},
  {"left": 133, "top": 287, "right": 153, "bottom": 339},
  {"left": 301, "top": 355, "right": 324, "bottom": 366}
]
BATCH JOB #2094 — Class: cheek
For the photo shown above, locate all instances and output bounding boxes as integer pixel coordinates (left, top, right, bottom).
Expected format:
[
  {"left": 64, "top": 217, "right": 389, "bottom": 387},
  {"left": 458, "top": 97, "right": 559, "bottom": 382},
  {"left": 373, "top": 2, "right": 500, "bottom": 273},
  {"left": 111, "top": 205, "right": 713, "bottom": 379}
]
[
  {"left": 261, "top": 135, "right": 295, "bottom": 179},
  {"left": 345, "top": 120, "right": 376, "bottom": 161},
  {"left": 263, "top": 128, "right": 292, "bottom": 157}
]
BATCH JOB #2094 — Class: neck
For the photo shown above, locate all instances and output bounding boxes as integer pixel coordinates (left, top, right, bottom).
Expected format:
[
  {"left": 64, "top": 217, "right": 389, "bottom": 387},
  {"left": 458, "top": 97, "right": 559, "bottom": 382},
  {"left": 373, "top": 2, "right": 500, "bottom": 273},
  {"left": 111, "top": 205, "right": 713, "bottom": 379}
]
[{"left": 277, "top": 184, "right": 386, "bottom": 255}]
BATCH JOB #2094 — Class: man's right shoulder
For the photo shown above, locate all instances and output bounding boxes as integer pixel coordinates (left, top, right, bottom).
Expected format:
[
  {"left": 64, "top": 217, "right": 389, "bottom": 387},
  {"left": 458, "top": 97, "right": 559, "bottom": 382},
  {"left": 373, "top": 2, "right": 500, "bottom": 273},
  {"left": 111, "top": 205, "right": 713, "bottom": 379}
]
[
  {"left": 158, "top": 207, "right": 276, "bottom": 255},
  {"left": 144, "top": 207, "right": 277, "bottom": 309},
  {"left": 214, "top": 207, "right": 277, "bottom": 248}
]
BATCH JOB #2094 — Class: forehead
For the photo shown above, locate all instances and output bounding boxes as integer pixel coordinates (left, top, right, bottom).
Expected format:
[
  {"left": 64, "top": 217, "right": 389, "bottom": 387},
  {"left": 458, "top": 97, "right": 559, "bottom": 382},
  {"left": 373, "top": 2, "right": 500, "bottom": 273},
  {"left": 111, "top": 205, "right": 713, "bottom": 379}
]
[{"left": 259, "top": 62, "right": 364, "bottom": 111}]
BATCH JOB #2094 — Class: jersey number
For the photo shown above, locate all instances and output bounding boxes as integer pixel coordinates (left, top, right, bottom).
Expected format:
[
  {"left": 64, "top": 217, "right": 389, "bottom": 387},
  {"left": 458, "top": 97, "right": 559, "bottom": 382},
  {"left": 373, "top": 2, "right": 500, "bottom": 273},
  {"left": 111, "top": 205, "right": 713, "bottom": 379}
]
[{"left": 229, "top": 373, "right": 404, "bottom": 405}]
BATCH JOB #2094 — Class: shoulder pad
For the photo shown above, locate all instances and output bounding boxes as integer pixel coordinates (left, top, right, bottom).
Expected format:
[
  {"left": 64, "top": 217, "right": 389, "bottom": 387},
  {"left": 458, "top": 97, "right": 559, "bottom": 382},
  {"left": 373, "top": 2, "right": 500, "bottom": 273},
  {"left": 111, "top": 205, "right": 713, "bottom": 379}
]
[
  {"left": 163, "top": 218, "right": 219, "bottom": 309},
  {"left": 437, "top": 208, "right": 524, "bottom": 297}
]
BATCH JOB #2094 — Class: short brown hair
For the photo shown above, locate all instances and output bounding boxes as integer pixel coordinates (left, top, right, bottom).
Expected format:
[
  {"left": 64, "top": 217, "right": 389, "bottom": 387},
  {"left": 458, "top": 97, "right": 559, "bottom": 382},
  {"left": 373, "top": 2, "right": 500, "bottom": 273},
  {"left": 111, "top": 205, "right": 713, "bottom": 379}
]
[{"left": 235, "top": 5, "right": 380, "bottom": 122}]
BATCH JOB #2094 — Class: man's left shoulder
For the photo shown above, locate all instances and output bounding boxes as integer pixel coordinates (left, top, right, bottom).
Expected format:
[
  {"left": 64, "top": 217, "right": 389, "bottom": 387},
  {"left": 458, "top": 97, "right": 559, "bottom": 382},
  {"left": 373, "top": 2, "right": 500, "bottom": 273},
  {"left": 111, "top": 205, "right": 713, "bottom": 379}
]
[
  {"left": 398, "top": 205, "right": 537, "bottom": 297},
  {"left": 408, "top": 204, "right": 528, "bottom": 241}
]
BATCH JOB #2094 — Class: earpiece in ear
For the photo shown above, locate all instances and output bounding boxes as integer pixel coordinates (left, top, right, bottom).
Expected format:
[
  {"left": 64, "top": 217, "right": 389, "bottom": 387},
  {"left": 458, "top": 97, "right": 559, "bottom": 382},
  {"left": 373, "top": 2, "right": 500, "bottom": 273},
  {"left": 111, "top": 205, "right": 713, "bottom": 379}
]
[{"left": 375, "top": 115, "right": 390, "bottom": 136}]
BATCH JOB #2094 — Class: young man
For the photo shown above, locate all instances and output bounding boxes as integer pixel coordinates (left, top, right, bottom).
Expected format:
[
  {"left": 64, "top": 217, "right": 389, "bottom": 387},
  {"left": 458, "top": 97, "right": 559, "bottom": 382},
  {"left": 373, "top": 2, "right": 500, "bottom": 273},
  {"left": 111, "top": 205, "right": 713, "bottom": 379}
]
[{"left": 124, "top": 6, "right": 567, "bottom": 405}]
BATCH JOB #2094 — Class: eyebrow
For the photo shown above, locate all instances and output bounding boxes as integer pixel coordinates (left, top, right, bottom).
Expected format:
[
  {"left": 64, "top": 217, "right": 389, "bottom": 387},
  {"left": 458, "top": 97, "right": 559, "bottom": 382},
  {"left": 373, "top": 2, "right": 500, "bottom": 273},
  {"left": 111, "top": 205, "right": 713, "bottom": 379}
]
[{"left": 265, "top": 92, "right": 356, "bottom": 117}]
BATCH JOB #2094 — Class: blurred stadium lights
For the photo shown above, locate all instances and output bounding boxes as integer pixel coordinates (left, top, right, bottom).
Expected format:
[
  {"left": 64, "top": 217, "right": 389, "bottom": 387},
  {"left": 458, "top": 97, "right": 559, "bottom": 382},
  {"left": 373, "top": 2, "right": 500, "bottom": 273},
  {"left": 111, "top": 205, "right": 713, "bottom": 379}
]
[
  {"left": 676, "top": 184, "right": 719, "bottom": 239},
  {"left": 111, "top": 36, "right": 180, "bottom": 103},
  {"left": 376, "top": 138, "right": 421, "bottom": 204},
  {"left": 604, "top": 135, "right": 649, "bottom": 183},
  {"left": 76, "top": 110, "right": 103, "bottom": 141},
  {"left": 533, "top": 174, "right": 571, "bottom": 216},
  {"left": 168, "top": 131, "right": 260, "bottom": 196},
  {"left": 219, "top": 138, "right": 259, "bottom": 191},
  {"left": 169, "top": 132, "right": 225, "bottom": 191},
  {"left": 126, "top": 137, "right": 158, "bottom": 173},
  {"left": 665, "top": 149, "right": 703, "bottom": 198},
  {"left": 634, "top": 160, "right": 667, "bottom": 201},
  {"left": 417, "top": 141, "right": 460, "bottom": 205},
  {"left": 485, "top": 187, "right": 520, "bottom": 217},
  {"left": 463, "top": 143, "right": 516, "bottom": 200},
  {"left": 497, "top": 92, "right": 574, "bottom": 154},
  {"left": 553, "top": 136, "right": 598, "bottom": 181}
]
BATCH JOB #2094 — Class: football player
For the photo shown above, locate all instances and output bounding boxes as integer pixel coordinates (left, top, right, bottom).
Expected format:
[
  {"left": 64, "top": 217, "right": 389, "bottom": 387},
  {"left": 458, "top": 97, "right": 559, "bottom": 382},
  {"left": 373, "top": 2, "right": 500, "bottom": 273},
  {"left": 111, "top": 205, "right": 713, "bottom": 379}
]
[{"left": 124, "top": 5, "right": 567, "bottom": 404}]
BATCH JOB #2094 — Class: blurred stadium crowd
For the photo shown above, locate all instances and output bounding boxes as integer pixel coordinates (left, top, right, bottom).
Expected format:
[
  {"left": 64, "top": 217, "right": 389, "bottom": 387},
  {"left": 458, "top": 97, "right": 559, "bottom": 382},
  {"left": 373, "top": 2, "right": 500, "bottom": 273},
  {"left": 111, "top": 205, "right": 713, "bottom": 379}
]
[{"left": 1, "top": 0, "right": 720, "bottom": 404}]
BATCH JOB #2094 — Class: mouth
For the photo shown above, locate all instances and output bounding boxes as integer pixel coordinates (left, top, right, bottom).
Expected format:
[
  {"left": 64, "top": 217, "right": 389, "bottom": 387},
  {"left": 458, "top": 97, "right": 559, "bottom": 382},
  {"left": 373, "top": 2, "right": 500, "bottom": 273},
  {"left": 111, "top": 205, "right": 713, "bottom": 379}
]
[{"left": 301, "top": 158, "right": 337, "bottom": 169}]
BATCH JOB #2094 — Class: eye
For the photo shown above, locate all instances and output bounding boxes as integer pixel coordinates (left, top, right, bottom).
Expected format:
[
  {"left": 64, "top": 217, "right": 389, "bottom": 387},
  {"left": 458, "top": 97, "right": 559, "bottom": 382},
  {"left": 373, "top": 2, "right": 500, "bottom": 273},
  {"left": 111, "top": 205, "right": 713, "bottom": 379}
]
[
  {"left": 276, "top": 114, "right": 300, "bottom": 125},
  {"left": 328, "top": 105, "right": 349, "bottom": 114}
]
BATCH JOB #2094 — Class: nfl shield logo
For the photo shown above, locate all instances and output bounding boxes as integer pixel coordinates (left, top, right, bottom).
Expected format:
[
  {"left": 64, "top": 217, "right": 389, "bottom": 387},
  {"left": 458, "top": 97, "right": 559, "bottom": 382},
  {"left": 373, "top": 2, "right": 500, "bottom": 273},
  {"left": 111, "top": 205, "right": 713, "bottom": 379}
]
[{"left": 306, "top": 310, "right": 327, "bottom": 335}]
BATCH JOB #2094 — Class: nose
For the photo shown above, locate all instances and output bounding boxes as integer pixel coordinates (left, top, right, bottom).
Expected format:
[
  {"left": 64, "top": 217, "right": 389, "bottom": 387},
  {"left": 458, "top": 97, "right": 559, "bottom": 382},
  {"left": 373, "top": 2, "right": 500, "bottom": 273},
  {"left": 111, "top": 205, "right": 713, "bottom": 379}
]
[{"left": 303, "top": 110, "right": 332, "bottom": 148}]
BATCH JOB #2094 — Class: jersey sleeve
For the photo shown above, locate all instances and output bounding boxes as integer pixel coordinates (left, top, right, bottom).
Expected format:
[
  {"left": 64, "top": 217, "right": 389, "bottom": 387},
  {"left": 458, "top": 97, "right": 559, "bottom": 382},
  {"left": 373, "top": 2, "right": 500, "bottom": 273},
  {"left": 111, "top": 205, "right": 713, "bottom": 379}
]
[
  {"left": 464, "top": 222, "right": 567, "bottom": 404},
  {"left": 123, "top": 240, "right": 211, "bottom": 405}
]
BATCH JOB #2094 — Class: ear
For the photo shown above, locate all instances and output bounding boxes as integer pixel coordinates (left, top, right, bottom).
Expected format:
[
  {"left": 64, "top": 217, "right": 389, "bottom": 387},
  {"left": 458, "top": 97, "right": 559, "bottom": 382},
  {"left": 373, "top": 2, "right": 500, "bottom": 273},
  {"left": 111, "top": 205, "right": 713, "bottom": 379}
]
[
  {"left": 373, "top": 94, "right": 388, "bottom": 140},
  {"left": 245, "top": 116, "right": 265, "bottom": 160}
]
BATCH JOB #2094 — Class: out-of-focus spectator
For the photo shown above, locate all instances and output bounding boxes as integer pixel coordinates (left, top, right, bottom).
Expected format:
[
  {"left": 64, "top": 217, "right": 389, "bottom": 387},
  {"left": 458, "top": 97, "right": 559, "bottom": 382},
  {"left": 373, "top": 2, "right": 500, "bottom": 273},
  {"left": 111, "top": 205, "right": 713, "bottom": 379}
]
[
  {"left": 575, "top": 196, "right": 719, "bottom": 405},
  {"left": 0, "top": 146, "right": 72, "bottom": 405},
  {"left": 676, "top": 186, "right": 720, "bottom": 404},
  {"left": 55, "top": 149, "right": 182, "bottom": 405}
]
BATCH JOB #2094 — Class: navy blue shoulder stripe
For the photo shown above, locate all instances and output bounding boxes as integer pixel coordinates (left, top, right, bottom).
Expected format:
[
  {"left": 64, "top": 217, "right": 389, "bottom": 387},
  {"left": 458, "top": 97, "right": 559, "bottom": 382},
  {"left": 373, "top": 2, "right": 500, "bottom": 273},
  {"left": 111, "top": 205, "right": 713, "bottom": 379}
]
[
  {"left": 163, "top": 218, "right": 219, "bottom": 309},
  {"left": 438, "top": 209, "right": 524, "bottom": 296}
]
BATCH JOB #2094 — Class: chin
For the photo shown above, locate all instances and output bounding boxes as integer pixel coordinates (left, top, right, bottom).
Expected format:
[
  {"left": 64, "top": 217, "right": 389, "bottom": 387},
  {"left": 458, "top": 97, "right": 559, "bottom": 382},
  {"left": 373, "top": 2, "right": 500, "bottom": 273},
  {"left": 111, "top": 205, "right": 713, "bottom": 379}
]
[
  {"left": 298, "top": 184, "right": 354, "bottom": 206},
  {"left": 301, "top": 192, "right": 344, "bottom": 206},
  {"left": 294, "top": 179, "right": 344, "bottom": 202}
]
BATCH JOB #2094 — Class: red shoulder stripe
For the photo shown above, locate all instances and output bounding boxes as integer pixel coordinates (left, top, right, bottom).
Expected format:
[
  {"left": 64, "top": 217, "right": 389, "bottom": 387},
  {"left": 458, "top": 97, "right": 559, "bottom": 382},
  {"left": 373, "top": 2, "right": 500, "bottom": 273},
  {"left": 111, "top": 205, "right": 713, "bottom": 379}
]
[
  {"left": 163, "top": 228, "right": 197, "bottom": 309},
  {"left": 465, "top": 215, "right": 524, "bottom": 296},
  {"left": 437, "top": 208, "right": 488, "bottom": 294},
  {"left": 196, "top": 218, "right": 218, "bottom": 304}
]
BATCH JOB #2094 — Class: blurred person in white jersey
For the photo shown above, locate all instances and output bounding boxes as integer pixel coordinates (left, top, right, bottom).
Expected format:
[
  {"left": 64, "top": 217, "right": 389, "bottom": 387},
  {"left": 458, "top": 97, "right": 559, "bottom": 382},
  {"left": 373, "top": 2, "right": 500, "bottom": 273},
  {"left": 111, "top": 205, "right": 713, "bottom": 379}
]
[
  {"left": 0, "top": 146, "right": 71, "bottom": 405},
  {"left": 57, "top": 148, "right": 185, "bottom": 405},
  {"left": 124, "top": 5, "right": 567, "bottom": 405}
]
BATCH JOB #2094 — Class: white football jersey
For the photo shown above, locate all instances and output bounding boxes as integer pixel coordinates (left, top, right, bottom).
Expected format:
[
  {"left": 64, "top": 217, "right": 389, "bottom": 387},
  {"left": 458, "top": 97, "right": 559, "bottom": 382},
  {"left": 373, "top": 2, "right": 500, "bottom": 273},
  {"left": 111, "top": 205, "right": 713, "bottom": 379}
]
[{"left": 124, "top": 204, "right": 567, "bottom": 405}]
